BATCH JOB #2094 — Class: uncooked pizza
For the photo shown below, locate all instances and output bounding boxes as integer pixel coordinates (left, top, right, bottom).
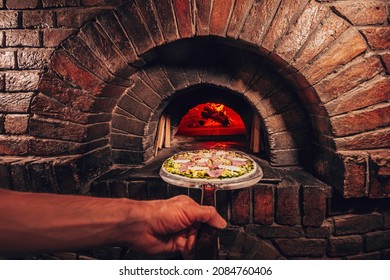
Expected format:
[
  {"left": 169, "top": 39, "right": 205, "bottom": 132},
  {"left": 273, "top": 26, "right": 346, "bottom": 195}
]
[{"left": 162, "top": 149, "right": 256, "bottom": 181}]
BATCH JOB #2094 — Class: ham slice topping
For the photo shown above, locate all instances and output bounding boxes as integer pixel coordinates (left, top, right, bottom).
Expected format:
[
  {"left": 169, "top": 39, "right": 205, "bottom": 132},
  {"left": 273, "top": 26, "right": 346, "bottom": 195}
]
[{"left": 207, "top": 169, "right": 224, "bottom": 178}]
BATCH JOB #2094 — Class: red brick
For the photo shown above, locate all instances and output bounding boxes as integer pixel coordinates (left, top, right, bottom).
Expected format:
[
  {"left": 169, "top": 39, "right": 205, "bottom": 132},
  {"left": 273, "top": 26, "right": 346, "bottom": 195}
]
[
  {"left": 360, "top": 27, "right": 390, "bottom": 50},
  {"left": 17, "top": 49, "right": 53, "bottom": 69},
  {"left": 140, "top": 66, "right": 175, "bottom": 99},
  {"left": 231, "top": 188, "right": 251, "bottom": 225},
  {"left": 325, "top": 76, "right": 390, "bottom": 116},
  {"left": 239, "top": 0, "right": 281, "bottom": 44},
  {"left": 79, "top": 22, "right": 128, "bottom": 75},
  {"left": 0, "top": 92, "right": 34, "bottom": 113},
  {"left": 331, "top": 104, "right": 390, "bottom": 137},
  {"left": 49, "top": 50, "right": 105, "bottom": 94},
  {"left": 22, "top": 10, "right": 55, "bottom": 28},
  {"left": 0, "top": 114, "right": 4, "bottom": 133},
  {"left": 6, "top": 0, "right": 39, "bottom": 9},
  {"left": 5, "top": 70, "right": 41, "bottom": 92},
  {"left": 275, "top": 238, "right": 326, "bottom": 257},
  {"left": 111, "top": 113, "right": 146, "bottom": 136},
  {"left": 331, "top": 1, "right": 388, "bottom": 25},
  {"left": 152, "top": 0, "right": 178, "bottom": 42},
  {"left": 369, "top": 150, "right": 390, "bottom": 198},
  {"left": 328, "top": 235, "right": 363, "bottom": 257},
  {"left": 274, "top": 2, "right": 328, "bottom": 62},
  {"left": 0, "top": 11, "right": 18, "bottom": 28},
  {"left": 81, "top": 0, "right": 126, "bottom": 6},
  {"left": 305, "top": 220, "right": 332, "bottom": 238},
  {"left": 112, "top": 149, "right": 145, "bottom": 165},
  {"left": 276, "top": 183, "right": 301, "bottom": 226},
  {"left": 209, "top": 0, "right": 234, "bottom": 36},
  {"left": 43, "top": 28, "right": 75, "bottom": 48},
  {"left": 29, "top": 138, "right": 83, "bottom": 156},
  {"left": 301, "top": 28, "right": 368, "bottom": 84},
  {"left": 262, "top": 0, "right": 309, "bottom": 51},
  {"left": 314, "top": 55, "right": 383, "bottom": 103},
  {"left": 134, "top": 0, "right": 164, "bottom": 45},
  {"left": 339, "top": 152, "right": 369, "bottom": 198},
  {"left": 57, "top": 8, "right": 105, "bottom": 28},
  {"left": 249, "top": 224, "right": 304, "bottom": 238},
  {"left": 365, "top": 230, "right": 390, "bottom": 252},
  {"left": 0, "top": 50, "right": 15, "bottom": 69},
  {"left": 335, "top": 128, "right": 390, "bottom": 150},
  {"left": 292, "top": 12, "right": 349, "bottom": 68},
  {"left": 195, "top": 0, "right": 212, "bottom": 36},
  {"left": 4, "top": 114, "right": 29, "bottom": 134},
  {"left": 96, "top": 11, "right": 139, "bottom": 64},
  {"left": 0, "top": 136, "right": 29, "bottom": 155},
  {"left": 115, "top": 2, "right": 155, "bottom": 55},
  {"left": 227, "top": 0, "right": 254, "bottom": 38},
  {"left": 42, "top": 0, "right": 78, "bottom": 8},
  {"left": 5, "top": 30, "right": 40, "bottom": 47},
  {"left": 334, "top": 213, "right": 383, "bottom": 236},
  {"left": 303, "top": 186, "right": 326, "bottom": 227},
  {"left": 264, "top": 109, "right": 308, "bottom": 134},
  {"left": 253, "top": 185, "right": 274, "bottom": 225},
  {"left": 110, "top": 133, "right": 143, "bottom": 151},
  {"left": 172, "top": 0, "right": 194, "bottom": 38}
]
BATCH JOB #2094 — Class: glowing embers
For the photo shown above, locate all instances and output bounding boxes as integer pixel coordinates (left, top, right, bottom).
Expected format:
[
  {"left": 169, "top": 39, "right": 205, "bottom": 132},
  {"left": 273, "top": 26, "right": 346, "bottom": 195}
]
[{"left": 177, "top": 103, "right": 246, "bottom": 136}]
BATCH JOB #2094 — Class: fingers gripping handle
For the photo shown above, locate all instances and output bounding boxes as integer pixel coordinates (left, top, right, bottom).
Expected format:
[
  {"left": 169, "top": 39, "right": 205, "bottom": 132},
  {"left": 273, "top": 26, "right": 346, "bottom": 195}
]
[{"left": 194, "top": 184, "right": 219, "bottom": 260}]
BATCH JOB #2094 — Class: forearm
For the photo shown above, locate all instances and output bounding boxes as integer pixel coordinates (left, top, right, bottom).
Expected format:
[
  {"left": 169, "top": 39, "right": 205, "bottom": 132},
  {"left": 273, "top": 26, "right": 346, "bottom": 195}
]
[{"left": 0, "top": 188, "right": 136, "bottom": 254}]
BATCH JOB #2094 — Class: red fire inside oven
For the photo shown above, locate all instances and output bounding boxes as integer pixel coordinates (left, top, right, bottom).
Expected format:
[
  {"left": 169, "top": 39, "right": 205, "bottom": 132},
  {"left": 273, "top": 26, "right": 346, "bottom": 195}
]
[{"left": 177, "top": 103, "right": 246, "bottom": 136}]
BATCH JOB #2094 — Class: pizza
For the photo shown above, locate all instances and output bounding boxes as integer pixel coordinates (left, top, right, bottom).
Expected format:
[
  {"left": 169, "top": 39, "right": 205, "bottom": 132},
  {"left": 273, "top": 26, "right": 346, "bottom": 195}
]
[{"left": 161, "top": 149, "right": 256, "bottom": 181}]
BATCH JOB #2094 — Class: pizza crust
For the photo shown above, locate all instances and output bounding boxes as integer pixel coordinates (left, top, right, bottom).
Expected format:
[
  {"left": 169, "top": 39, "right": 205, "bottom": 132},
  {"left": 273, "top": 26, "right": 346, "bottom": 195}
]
[{"left": 162, "top": 149, "right": 256, "bottom": 182}]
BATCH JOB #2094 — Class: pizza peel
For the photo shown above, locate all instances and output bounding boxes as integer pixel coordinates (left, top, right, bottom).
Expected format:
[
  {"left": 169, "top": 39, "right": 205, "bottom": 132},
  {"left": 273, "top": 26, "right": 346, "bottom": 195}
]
[{"left": 159, "top": 150, "right": 263, "bottom": 259}]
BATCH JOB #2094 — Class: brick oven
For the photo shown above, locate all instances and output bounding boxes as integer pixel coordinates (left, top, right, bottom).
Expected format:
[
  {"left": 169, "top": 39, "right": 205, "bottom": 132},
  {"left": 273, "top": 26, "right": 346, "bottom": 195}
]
[{"left": 0, "top": 0, "right": 389, "bottom": 259}]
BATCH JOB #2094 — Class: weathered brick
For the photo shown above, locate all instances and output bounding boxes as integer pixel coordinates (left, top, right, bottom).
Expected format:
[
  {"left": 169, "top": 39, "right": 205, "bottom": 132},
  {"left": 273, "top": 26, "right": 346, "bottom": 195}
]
[
  {"left": 360, "top": 27, "right": 390, "bottom": 50},
  {"left": 276, "top": 183, "right": 301, "bottom": 226},
  {"left": 262, "top": 0, "right": 309, "bottom": 51},
  {"left": 0, "top": 11, "right": 19, "bottom": 28},
  {"left": 305, "top": 220, "right": 332, "bottom": 238},
  {"left": 331, "top": 104, "right": 390, "bottom": 137},
  {"left": 172, "top": 0, "right": 194, "bottom": 38},
  {"left": 5, "top": 70, "right": 41, "bottom": 92},
  {"left": 116, "top": 93, "right": 152, "bottom": 122},
  {"left": 347, "top": 252, "right": 382, "bottom": 260},
  {"left": 381, "top": 52, "right": 390, "bottom": 74},
  {"left": 195, "top": 0, "right": 212, "bottom": 36},
  {"left": 81, "top": 0, "right": 126, "bottom": 6},
  {"left": 134, "top": 0, "right": 164, "bottom": 46},
  {"left": 369, "top": 150, "right": 390, "bottom": 199},
  {"left": 303, "top": 185, "right": 326, "bottom": 227},
  {"left": 115, "top": 2, "right": 155, "bottom": 55},
  {"left": 111, "top": 113, "right": 145, "bottom": 136},
  {"left": 29, "top": 138, "right": 84, "bottom": 156},
  {"left": 128, "top": 181, "right": 149, "bottom": 200},
  {"left": 231, "top": 188, "right": 251, "bottom": 225},
  {"left": 91, "top": 181, "right": 110, "bottom": 197},
  {"left": 274, "top": 1, "right": 328, "bottom": 62},
  {"left": 314, "top": 55, "right": 383, "bottom": 103},
  {"left": 96, "top": 11, "right": 139, "bottom": 64},
  {"left": 10, "top": 159, "right": 35, "bottom": 192},
  {"left": 0, "top": 114, "right": 4, "bottom": 133},
  {"left": 239, "top": 0, "right": 281, "bottom": 44},
  {"left": 331, "top": 1, "right": 388, "bottom": 25},
  {"left": 325, "top": 77, "right": 390, "bottom": 116},
  {"left": 17, "top": 49, "right": 53, "bottom": 69},
  {"left": 328, "top": 235, "right": 363, "bottom": 257},
  {"left": 141, "top": 66, "right": 176, "bottom": 99},
  {"left": 275, "top": 238, "right": 326, "bottom": 257},
  {"left": 248, "top": 224, "right": 304, "bottom": 238},
  {"left": 0, "top": 50, "right": 15, "bottom": 69},
  {"left": 49, "top": 50, "right": 105, "bottom": 94},
  {"left": 335, "top": 127, "right": 390, "bottom": 150},
  {"left": 264, "top": 109, "right": 308, "bottom": 134},
  {"left": 209, "top": 0, "right": 234, "bottom": 36},
  {"left": 112, "top": 149, "right": 146, "bottom": 165},
  {"left": 301, "top": 28, "right": 367, "bottom": 84},
  {"left": 292, "top": 12, "right": 349, "bottom": 68},
  {"left": 75, "top": 147, "right": 111, "bottom": 184},
  {"left": 110, "top": 133, "right": 143, "bottom": 151},
  {"left": 253, "top": 185, "right": 274, "bottom": 225},
  {"left": 4, "top": 114, "right": 29, "bottom": 135},
  {"left": 43, "top": 28, "right": 76, "bottom": 48},
  {"left": 0, "top": 136, "right": 29, "bottom": 155},
  {"left": 109, "top": 181, "right": 129, "bottom": 198},
  {"left": 6, "top": 0, "right": 39, "bottom": 9},
  {"left": 384, "top": 210, "right": 390, "bottom": 229},
  {"left": 42, "top": 0, "right": 78, "bottom": 8},
  {"left": 365, "top": 230, "right": 390, "bottom": 252},
  {"left": 334, "top": 213, "right": 383, "bottom": 236},
  {"left": 153, "top": 0, "right": 179, "bottom": 42},
  {"left": 339, "top": 152, "right": 369, "bottom": 198},
  {"left": 0, "top": 92, "right": 34, "bottom": 113},
  {"left": 5, "top": 30, "right": 40, "bottom": 47},
  {"left": 57, "top": 8, "right": 105, "bottom": 28},
  {"left": 227, "top": 0, "right": 254, "bottom": 39},
  {"left": 22, "top": 10, "right": 55, "bottom": 28}
]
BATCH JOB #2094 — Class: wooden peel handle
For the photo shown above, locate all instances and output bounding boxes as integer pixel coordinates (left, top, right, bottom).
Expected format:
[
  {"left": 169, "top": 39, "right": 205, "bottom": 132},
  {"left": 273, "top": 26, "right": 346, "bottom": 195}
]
[{"left": 194, "top": 184, "right": 219, "bottom": 260}]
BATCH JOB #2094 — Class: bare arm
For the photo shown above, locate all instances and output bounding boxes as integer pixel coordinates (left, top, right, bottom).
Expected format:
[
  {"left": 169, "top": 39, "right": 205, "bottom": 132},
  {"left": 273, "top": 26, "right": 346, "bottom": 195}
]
[{"left": 0, "top": 188, "right": 226, "bottom": 255}]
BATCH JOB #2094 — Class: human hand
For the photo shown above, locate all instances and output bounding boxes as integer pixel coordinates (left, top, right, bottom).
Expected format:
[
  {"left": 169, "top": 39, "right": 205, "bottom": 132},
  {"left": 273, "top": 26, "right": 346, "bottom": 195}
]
[{"left": 120, "top": 195, "right": 227, "bottom": 256}]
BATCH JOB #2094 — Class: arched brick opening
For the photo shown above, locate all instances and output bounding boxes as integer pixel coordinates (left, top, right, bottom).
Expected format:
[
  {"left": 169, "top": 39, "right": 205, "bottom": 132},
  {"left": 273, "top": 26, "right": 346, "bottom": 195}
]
[{"left": 31, "top": 0, "right": 388, "bottom": 198}]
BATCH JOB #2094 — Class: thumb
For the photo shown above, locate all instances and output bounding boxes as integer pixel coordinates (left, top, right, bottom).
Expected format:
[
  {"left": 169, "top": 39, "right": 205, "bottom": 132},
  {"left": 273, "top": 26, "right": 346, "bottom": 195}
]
[{"left": 196, "top": 205, "right": 227, "bottom": 229}]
